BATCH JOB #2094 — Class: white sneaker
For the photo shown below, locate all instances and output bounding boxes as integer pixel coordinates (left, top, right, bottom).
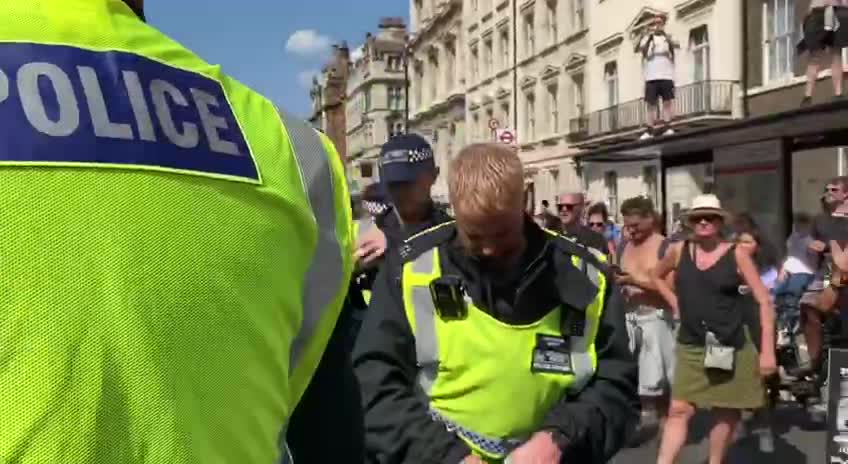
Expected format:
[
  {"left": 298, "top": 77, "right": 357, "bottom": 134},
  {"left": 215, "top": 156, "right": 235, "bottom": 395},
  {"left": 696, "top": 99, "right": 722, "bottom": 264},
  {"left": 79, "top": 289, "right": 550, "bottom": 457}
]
[
  {"left": 663, "top": 128, "right": 675, "bottom": 136},
  {"left": 639, "top": 132, "right": 653, "bottom": 140}
]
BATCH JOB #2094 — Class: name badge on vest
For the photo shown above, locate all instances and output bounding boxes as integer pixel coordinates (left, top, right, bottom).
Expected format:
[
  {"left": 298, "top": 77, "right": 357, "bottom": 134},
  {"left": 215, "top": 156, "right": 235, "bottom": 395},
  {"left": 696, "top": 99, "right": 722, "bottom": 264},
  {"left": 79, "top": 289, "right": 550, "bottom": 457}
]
[{"left": 531, "top": 334, "right": 573, "bottom": 375}]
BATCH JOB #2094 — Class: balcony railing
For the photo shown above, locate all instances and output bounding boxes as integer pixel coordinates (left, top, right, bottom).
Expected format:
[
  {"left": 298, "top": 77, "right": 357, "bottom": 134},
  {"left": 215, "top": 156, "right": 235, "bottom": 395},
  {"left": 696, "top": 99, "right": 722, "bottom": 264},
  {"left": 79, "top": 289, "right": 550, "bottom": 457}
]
[{"left": 570, "top": 80, "right": 736, "bottom": 141}]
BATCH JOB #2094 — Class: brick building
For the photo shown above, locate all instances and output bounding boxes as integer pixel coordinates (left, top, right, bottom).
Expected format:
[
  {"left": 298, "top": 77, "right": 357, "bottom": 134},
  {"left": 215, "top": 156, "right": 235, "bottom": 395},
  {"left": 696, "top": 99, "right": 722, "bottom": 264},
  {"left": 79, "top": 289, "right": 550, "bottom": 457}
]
[{"left": 309, "top": 43, "right": 351, "bottom": 162}]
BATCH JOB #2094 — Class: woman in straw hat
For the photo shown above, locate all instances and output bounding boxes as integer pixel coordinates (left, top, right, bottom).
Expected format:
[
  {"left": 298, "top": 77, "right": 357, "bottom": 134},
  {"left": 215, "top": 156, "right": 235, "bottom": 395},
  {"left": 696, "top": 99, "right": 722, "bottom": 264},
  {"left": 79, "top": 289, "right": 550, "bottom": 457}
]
[{"left": 650, "top": 194, "right": 777, "bottom": 464}]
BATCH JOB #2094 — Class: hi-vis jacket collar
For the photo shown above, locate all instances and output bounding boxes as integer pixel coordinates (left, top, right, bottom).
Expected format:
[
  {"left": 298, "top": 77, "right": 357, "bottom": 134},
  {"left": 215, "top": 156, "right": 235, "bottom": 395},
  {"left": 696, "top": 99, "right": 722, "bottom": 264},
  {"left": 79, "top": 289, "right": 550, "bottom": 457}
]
[{"left": 122, "top": 0, "right": 146, "bottom": 21}]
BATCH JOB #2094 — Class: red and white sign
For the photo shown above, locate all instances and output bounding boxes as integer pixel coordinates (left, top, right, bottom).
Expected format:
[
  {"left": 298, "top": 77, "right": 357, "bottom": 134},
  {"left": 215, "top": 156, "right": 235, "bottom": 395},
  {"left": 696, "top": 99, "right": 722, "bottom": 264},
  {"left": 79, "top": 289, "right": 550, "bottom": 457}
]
[
  {"left": 488, "top": 118, "right": 500, "bottom": 130},
  {"left": 496, "top": 129, "right": 515, "bottom": 145}
]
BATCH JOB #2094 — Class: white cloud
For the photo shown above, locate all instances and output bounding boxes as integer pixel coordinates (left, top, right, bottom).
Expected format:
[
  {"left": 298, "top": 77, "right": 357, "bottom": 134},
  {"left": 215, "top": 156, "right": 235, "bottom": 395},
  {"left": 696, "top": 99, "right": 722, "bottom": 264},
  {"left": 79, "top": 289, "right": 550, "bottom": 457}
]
[
  {"left": 350, "top": 45, "right": 365, "bottom": 62},
  {"left": 297, "top": 70, "right": 319, "bottom": 89},
  {"left": 286, "top": 29, "right": 332, "bottom": 57}
]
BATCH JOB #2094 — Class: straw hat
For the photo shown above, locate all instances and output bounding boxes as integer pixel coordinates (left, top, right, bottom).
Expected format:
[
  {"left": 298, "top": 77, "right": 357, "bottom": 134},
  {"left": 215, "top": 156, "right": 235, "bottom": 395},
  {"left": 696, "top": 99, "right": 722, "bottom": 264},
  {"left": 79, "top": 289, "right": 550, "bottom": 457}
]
[{"left": 681, "top": 194, "right": 730, "bottom": 220}]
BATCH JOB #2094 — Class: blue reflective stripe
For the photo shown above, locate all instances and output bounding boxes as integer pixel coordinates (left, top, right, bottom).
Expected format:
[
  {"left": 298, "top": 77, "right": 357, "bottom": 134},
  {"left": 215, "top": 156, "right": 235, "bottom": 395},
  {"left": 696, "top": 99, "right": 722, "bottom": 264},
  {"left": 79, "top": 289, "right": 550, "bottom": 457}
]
[
  {"left": 429, "top": 409, "right": 524, "bottom": 458},
  {"left": 0, "top": 42, "right": 258, "bottom": 182}
]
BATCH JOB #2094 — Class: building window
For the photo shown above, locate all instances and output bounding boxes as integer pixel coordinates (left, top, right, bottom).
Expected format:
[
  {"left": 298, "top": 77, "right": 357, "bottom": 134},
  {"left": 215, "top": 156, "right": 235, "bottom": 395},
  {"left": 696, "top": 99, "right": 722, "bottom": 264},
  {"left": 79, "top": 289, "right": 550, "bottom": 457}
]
[
  {"left": 388, "top": 121, "right": 404, "bottom": 138},
  {"left": 547, "top": 84, "right": 559, "bottom": 135},
  {"left": 499, "top": 27, "right": 510, "bottom": 70},
  {"left": 604, "top": 61, "right": 618, "bottom": 107},
  {"left": 364, "top": 86, "right": 371, "bottom": 111},
  {"left": 765, "top": 0, "right": 795, "bottom": 82},
  {"left": 360, "top": 162, "right": 374, "bottom": 179},
  {"left": 472, "top": 112, "right": 480, "bottom": 141},
  {"left": 524, "top": 13, "right": 535, "bottom": 57},
  {"left": 643, "top": 165, "right": 658, "bottom": 204},
  {"left": 414, "top": 66, "right": 423, "bottom": 109},
  {"left": 387, "top": 55, "right": 402, "bottom": 71},
  {"left": 501, "top": 101, "right": 511, "bottom": 128},
  {"left": 428, "top": 53, "right": 439, "bottom": 102},
  {"left": 446, "top": 41, "right": 456, "bottom": 92},
  {"left": 387, "top": 87, "right": 403, "bottom": 110},
  {"left": 571, "top": 72, "right": 585, "bottom": 117},
  {"left": 546, "top": 0, "right": 558, "bottom": 44},
  {"left": 485, "top": 107, "right": 495, "bottom": 140},
  {"left": 484, "top": 37, "right": 493, "bottom": 78},
  {"left": 690, "top": 26, "right": 710, "bottom": 82},
  {"left": 470, "top": 45, "right": 479, "bottom": 83},
  {"left": 526, "top": 91, "right": 536, "bottom": 141},
  {"left": 604, "top": 171, "right": 618, "bottom": 222},
  {"left": 572, "top": 0, "right": 585, "bottom": 31},
  {"left": 472, "top": 0, "right": 478, "bottom": 11}
]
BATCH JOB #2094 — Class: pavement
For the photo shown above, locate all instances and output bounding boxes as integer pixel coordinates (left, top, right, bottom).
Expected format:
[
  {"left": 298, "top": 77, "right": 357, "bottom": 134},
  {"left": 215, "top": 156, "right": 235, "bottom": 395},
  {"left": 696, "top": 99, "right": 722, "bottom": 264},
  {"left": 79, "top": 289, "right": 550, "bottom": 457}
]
[{"left": 610, "top": 404, "right": 828, "bottom": 463}]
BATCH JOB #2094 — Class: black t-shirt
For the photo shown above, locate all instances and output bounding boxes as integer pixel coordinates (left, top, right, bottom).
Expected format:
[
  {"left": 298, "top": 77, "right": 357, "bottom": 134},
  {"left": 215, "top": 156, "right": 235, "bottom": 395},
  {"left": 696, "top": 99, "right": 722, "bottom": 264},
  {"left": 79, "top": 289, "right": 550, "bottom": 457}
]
[
  {"left": 813, "top": 213, "right": 848, "bottom": 245},
  {"left": 563, "top": 224, "right": 608, "bottom": 253}
]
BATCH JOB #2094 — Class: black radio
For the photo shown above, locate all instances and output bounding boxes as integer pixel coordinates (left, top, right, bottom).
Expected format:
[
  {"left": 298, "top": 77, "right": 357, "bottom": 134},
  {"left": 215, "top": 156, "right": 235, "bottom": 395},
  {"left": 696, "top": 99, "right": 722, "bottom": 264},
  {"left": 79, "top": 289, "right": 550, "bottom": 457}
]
[{"left": 429, "top": 275, "right": 468, "bottom": 321}]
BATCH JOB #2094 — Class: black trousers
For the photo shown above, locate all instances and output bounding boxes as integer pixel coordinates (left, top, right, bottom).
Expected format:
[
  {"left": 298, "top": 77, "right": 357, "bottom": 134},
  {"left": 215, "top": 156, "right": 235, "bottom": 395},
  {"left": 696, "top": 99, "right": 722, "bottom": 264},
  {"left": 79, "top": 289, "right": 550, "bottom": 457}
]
[{"left": 287, "top": 289, "right": 366, "bottom": 463}]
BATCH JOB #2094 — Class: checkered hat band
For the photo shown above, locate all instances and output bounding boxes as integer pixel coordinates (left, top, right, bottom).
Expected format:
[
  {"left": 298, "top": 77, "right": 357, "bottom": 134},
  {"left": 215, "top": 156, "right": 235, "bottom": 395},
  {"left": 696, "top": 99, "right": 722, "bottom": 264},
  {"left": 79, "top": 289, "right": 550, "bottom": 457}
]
[
  {"left": 363, "top": 200, "right": 390, "bottom": 216},
  {"left": 380, "top": 148, "right": 433, "bottom": 165}
]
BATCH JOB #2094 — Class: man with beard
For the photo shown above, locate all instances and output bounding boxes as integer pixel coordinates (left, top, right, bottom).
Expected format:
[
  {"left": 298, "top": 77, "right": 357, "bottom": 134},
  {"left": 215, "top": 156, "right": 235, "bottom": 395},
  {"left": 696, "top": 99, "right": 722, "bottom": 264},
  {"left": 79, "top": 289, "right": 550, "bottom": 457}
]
[{"left": 353, "top": 143, "right": 637, "bottom": 463}]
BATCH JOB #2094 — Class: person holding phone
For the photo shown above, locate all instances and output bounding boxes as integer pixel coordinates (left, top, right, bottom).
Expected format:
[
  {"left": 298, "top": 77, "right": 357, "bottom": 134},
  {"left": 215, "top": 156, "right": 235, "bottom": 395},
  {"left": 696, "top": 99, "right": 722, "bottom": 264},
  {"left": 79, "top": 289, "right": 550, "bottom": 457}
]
[
  {"left": 613, "top": 197, "right": 676, "bottom": 443},
  {"left": 353, "top": 143, "right": 638, "bottom": 463}
]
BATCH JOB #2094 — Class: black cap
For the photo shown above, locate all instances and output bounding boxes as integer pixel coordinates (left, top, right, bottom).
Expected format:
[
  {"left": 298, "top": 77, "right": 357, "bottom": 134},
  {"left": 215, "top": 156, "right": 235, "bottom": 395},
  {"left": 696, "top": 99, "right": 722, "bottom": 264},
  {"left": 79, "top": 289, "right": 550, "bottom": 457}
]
[{"left": 378, "top": 134, "right": 436, "bottom": 183}]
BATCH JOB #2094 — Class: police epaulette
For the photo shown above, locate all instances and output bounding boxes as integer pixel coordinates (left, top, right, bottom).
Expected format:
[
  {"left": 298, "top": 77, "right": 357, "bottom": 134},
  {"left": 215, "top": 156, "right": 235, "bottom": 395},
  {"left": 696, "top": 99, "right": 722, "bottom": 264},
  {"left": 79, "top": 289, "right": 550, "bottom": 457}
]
[
  {"left": 549, "top": 233, "right": 609, "bottom": 272},
  {"left": 399, "top": 221, "right": 456, "bottom": 262}
]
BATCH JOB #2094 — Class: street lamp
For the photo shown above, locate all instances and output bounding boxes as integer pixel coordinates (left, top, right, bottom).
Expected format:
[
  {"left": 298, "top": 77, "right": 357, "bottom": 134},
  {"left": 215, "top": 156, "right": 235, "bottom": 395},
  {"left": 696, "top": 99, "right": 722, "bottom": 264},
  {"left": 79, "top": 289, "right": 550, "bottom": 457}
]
[{"left": 403, "top": 35, "right": 411, "bottom": 133}]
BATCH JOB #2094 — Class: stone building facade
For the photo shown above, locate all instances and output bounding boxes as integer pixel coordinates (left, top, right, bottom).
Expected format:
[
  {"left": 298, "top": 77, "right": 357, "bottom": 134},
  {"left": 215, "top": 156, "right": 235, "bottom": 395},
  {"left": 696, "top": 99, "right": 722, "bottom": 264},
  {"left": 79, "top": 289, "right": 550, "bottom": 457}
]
[{"left": 346, "top": 18, "right": 409, "bottom": 189}]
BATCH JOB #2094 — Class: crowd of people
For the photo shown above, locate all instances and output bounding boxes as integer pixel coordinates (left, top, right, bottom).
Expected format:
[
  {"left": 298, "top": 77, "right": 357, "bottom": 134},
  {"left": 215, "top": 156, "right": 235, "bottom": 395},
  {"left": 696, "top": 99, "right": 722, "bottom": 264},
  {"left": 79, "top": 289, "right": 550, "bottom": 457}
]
[{"left": 345, "top": 132, "right": 848, "bottom": 464}]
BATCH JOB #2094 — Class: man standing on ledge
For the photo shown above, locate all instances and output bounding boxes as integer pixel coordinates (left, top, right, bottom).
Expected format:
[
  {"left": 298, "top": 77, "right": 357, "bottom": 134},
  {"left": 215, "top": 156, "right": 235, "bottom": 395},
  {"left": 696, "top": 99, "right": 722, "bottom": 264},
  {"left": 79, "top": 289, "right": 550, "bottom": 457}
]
[{"left": 354, "top": 143, "right": 638, "bottom": 463}]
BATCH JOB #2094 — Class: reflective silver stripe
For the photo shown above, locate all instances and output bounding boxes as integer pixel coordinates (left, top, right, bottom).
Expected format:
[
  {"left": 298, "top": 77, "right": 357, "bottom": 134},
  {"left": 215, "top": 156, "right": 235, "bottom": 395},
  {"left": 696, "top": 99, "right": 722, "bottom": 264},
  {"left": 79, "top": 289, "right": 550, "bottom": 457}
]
[
  {"left": 585, "top": 262, "right": 602, "bottom": 287},
  {"left": 570, "top": 265, "right": 603, "bottom": 392},
  {"left": 279, "top": 111, "right": 346, "bottom": 374},
  {"left": 412, "top": 284, "right": 439, "bottom": 393},
  {"left": 410, "top": 249, "right": 439, "bottom": 393},
  {"left": 413, "top": 248, "right": 436, "bottom": 274}
]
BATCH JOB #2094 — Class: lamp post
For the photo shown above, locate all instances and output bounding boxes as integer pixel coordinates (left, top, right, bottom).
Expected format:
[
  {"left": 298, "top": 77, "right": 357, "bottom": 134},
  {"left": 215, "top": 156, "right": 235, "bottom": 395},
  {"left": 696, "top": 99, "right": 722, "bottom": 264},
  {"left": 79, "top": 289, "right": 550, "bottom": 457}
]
[{"left": 403, "top": 36, "right": 411, "bottom": 133}]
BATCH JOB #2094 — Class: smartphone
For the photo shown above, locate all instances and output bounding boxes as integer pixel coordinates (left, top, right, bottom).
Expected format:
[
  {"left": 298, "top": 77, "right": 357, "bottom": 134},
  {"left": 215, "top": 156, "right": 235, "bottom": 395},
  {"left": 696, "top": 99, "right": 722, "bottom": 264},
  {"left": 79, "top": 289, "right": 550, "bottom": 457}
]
[
  {"left": 609, "top": 264, "right": 628, "bottom": 276},
  {"left": 429, "top": 276, "right": 468, "bottom": 320}
]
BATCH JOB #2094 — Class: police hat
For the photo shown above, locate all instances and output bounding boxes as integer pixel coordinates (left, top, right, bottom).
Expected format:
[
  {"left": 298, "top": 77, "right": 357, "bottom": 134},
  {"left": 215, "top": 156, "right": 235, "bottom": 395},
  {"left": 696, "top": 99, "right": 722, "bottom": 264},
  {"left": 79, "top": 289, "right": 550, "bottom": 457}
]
[{"left": 378, "top": 134, "right": 436, "bottom": 183}]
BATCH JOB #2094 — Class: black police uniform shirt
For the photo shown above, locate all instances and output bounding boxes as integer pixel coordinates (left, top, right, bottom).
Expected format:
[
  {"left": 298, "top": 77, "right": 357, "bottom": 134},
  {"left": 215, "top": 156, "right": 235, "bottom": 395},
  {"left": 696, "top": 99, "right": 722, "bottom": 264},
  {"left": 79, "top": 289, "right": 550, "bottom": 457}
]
[{"left": 563, "top": 223, "right": 608, "bottom": 254}]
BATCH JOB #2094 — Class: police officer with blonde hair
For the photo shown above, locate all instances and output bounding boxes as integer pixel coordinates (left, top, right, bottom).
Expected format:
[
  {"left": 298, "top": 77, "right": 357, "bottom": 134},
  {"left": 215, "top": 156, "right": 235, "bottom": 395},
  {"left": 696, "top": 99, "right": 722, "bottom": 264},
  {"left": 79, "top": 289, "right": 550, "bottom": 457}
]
[
  {"left": 354, "top": 143, "right": 637, "bottom": 463},
  {"left": 1, "top": 1, "right": 354, "bottom": 462}
]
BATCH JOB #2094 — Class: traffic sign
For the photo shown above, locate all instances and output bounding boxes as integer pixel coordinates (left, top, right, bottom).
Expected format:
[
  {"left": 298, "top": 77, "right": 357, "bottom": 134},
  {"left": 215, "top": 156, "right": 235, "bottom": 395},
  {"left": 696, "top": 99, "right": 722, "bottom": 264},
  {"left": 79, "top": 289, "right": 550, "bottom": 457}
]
[
  {"left": 488, "top": 119, "right": 500, "bottom": 130},
  {"left": 496, "top": 128, "right": 515, "bottom": 145}
]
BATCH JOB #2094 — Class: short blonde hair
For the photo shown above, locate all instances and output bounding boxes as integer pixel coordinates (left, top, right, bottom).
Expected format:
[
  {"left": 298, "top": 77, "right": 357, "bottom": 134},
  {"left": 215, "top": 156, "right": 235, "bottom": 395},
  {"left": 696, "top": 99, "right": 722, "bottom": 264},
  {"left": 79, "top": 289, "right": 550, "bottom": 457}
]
[{"left": 448, "top": 143, "right": 524, "bottom": 216}]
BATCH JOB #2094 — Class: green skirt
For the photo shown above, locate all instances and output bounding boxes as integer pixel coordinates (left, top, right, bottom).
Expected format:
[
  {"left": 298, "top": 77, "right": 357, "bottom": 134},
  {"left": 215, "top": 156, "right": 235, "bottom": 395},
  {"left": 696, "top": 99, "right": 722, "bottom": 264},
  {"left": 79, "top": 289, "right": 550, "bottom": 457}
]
[{"left": 671, "top": 335, "right": 765, "bottom": 410}]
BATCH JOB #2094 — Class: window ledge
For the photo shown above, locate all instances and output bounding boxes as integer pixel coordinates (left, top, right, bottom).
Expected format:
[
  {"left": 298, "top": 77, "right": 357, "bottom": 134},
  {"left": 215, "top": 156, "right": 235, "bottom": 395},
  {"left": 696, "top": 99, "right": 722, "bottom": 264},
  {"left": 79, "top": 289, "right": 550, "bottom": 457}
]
[{"left": 748, "top": 65, "right": 848, "bottom": 97}]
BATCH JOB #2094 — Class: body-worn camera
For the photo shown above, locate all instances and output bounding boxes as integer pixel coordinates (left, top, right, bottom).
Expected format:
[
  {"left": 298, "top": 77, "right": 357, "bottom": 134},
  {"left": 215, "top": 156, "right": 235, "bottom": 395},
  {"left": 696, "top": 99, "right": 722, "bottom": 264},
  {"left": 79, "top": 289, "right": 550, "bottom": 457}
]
[{"left": 429, "top": 275, "right": 468, "bottom": 320}]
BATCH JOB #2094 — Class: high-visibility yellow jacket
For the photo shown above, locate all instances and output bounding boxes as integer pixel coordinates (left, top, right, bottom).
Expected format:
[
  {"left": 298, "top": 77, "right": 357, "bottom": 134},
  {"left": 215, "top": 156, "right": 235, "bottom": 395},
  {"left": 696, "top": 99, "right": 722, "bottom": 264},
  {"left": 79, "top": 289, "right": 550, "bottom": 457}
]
[{"left": 0, "top": 1, "right": 353, "bottom": 463}]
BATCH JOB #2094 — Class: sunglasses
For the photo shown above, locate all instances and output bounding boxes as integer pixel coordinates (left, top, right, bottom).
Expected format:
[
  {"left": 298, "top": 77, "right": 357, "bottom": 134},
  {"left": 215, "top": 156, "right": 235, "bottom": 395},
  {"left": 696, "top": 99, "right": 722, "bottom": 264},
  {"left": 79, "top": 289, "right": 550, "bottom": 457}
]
[
  {"left": 588, "top": 222, "right": 605, "bottom": 228},
  {"left": 689, "top": 215, "right": 721, "bottom": 224},
  {"left": 557, "top": 203, "right": 579, "bottom": 211}
]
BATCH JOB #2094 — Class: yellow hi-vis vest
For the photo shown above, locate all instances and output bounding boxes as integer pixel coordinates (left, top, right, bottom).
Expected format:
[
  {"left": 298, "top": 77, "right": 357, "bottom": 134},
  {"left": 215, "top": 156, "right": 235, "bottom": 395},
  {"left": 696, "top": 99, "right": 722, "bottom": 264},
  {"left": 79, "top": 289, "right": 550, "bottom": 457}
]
[
  {"left": 400, "top": 230, "right": 607, "bottom": 461},
  {"left": 0, "top": 1, "right": 353, "bottom": 463}
]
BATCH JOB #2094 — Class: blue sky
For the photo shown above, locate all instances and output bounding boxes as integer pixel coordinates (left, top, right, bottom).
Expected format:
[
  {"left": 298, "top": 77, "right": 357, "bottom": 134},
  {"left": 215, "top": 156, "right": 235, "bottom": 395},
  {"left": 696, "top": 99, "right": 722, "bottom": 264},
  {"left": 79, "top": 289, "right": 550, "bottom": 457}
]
[{"left": 147, "top": 0, "right": 409, "bottom": 118}]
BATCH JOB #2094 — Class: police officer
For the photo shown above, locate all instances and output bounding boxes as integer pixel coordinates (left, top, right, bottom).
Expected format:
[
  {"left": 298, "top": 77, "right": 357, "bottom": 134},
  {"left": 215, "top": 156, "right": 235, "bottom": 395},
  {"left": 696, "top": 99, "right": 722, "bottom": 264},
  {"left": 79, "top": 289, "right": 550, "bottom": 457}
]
[
  {"left": 353, "top": 143, "right": 638, "bottom": 463},
  {"left": 0, "top": 1, "right": 353, "bottom": 463},
  {"left": 355, "top": 134, "right": 452, "bottom": 266}
]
